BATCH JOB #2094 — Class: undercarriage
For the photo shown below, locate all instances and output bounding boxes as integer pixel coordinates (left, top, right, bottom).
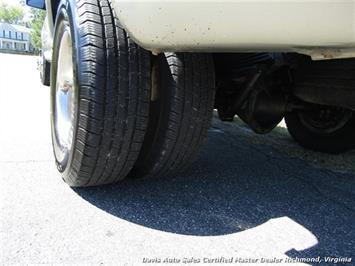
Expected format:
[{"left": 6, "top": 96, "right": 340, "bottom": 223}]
[{"left": 214, "top": 53, "right": 355, "bottom": 153}]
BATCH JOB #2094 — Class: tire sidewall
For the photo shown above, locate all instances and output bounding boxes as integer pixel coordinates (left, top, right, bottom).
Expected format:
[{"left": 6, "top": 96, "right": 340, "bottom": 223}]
[{"left": 50, "top": 0, "right": 80, "bottom": 179}]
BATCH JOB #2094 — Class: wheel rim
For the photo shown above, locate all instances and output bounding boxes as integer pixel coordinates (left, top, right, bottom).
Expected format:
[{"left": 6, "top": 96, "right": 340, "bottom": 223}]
[
  {"left": 298, "top": 107, "right": 353, "bottom": 134},
  {"left": 54, "top": 28, "right": 76, "bottom": 162}
]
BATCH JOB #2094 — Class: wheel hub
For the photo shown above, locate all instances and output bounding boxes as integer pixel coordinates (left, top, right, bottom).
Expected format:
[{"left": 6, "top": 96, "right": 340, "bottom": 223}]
[
  {"left": 54, "top": 29, "right": 76, "bottom": 160},
  {"left": 299, "top": 107, "right": 352, "bottom": 134}
]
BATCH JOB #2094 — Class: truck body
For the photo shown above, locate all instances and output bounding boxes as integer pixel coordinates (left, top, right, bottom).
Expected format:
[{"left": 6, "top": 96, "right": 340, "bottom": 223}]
[{"left": 32, "top": 0, "right": 355, "bottom": 61}]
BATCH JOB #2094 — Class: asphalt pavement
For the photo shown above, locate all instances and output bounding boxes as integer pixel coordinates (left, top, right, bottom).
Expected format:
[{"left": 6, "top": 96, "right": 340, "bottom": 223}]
[{"left": 0, "top": 53, "right": 354, "bottom": 265}]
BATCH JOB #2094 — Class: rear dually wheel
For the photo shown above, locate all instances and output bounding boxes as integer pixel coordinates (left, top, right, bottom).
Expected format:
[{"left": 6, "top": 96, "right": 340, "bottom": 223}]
[
  {"left": 50, "top": 0, "right": 150, "bottom": 187},
  {"left": 285, "top": 105, "right": 355, "bottom": 153}
]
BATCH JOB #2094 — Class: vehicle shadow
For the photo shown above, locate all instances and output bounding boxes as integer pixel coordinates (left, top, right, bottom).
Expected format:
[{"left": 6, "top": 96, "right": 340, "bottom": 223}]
[{"left": 74, "top": 119, "right": 355, "bottom": 258}]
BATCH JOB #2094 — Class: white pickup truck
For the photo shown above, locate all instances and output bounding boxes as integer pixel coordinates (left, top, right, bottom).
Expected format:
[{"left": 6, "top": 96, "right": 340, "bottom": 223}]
[{"left": 28, "top": 0, "right": 355, "bottom": 187}]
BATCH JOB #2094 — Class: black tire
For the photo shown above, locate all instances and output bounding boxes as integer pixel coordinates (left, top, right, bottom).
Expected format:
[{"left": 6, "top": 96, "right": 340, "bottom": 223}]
[
  {"left": 131, "top": 53, "right": 215, "bottom": 178},
  {"left": 50, "top": 0, "right": 150, "bottom": 187},
  {"left": 285, "top": 108, "right": 355, "bottom": 153},
  {"left": 40, "top": 55, "right": 50, "bottom": 86}
]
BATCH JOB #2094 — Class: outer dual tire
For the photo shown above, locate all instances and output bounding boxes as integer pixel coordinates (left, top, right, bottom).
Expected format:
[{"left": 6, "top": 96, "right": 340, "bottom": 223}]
[
  {"left": 51, "top": 0, "right": 151, "bottom": 187},
  {"left": 50, "top": 0, "right": 215, "bottom": 187}
]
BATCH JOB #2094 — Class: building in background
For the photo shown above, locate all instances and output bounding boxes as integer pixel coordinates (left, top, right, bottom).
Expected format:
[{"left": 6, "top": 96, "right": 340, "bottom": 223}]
[{"left": 0, "top": 22, "right": 32, "bottom": 53}]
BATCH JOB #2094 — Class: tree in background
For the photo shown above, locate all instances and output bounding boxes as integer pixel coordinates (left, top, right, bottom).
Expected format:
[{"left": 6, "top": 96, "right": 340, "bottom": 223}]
[
  {"left": 0, "top": 1, "right": 46, "bottom": 51},
  {"left": 0, "top": 2, "right": 24, "bottom": 24},
  {"left": 29, "top": 8, "right": 45, "bottom": 50}
]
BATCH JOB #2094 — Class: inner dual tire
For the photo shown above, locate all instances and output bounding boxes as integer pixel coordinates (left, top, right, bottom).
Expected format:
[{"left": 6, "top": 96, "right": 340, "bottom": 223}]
[
  {"left": 51, "top": 0, "right": 215, "bottom": 187},
  {"left": 131, "top": 53, "right": 215, "bottom": 178}
]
